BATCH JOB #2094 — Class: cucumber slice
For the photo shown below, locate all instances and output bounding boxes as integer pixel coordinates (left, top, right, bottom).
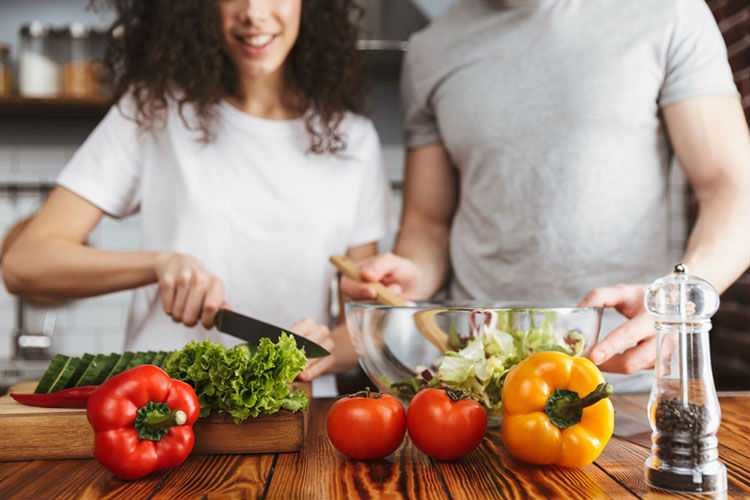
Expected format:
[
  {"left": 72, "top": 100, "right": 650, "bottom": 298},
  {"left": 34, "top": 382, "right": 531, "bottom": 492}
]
[
  {"left": 150, "top": 351, "right": 167, "bottom": 368},
  {"left": 125, "top": 351, "right": 147, "bottom": 371},
  {"left": 75, "top": 354, "right": 109, "bottom": 387},
  {"left": 143, "top": 351, "right": 158, "bottom": 365},
  {"left": 93, "top": 353, "right": 121, "bottom": 385},
  {"left": 103, "top": 352, "right": 134, "bottom": 381},
  {"left": 66, "top": 353, "right": 94, "bottom": 389},
  {"left": 48, "top": 358, "right": 81, "bottom": 393},
  {"left": 34, "top": 354, "right": 72, "bottom": 394}
]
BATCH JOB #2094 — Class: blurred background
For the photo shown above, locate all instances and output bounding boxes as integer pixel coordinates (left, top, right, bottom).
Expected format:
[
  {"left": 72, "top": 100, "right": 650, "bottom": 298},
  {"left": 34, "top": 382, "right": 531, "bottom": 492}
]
[{"left": 0, "top": 0, "right": 747, "bottom": 392}]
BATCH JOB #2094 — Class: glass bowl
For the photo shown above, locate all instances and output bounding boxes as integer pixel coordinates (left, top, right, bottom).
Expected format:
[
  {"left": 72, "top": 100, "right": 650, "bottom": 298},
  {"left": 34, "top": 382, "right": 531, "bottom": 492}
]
[{"left": 344, "top": 301, "right": 603, "bottom": 414}]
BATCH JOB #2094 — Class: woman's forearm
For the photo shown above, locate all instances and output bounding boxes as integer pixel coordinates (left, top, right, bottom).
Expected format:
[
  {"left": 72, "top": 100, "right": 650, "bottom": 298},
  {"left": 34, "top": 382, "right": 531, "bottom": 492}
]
[{"left": 2, "top": 235, "right": 163, "bottom": 298}]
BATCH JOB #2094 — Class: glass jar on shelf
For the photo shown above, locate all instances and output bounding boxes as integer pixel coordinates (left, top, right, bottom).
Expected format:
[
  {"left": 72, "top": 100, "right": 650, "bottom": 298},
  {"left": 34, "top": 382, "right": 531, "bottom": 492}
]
[
  {"left": 62, "top": 22, "right": 98, "bottom": 98},
  {"left": 18, "top": 21, "right": 61, "bottom": 98},
  {"left": 91, "top": 27, "right": 110, "bottom": 98},
  {"left": 0, "top": 43, "right": 12, "bottom": 97}
]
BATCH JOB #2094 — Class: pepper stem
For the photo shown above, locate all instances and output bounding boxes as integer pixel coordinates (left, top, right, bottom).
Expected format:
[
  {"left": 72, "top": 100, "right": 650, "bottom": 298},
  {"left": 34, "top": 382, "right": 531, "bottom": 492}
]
[
  {"left": 544, "top": 382, "right": 613, "bottom": 429},
  {"left": 145, "top": 409, "right": 187, "bottom": 429},
  {"left": 134, "top": 401, "right": 187, "bottom": 441}
]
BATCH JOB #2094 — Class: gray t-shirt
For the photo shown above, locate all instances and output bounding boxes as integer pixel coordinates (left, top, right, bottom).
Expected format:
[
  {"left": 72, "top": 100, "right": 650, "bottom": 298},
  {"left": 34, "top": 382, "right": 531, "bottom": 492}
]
[{"left": 401, "top": 0, "right": 737, "bottom": 391}]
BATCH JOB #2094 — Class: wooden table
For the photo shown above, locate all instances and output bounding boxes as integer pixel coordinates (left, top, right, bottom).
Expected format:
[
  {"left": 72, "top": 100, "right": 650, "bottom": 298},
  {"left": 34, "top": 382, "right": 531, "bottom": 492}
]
[{"left": 0, "top": 393, "right": 747, "bottom": 500}]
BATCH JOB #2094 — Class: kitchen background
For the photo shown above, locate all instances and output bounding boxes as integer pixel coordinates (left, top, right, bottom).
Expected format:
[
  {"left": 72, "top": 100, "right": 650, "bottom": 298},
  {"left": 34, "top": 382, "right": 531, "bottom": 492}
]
[{"left": 0, "top": 0, "right": 747, "bottom": 392}]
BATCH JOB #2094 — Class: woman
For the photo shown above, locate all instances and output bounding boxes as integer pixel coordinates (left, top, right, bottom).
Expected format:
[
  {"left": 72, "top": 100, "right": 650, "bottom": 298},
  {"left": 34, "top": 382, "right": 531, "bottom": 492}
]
[{"left": 1, "top": 0, "right": 394, "bottom": 382}]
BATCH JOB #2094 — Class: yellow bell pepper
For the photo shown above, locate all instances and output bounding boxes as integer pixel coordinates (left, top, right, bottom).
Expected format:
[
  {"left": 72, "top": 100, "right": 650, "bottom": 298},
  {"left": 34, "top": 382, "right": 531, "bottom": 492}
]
[{"left": 500, "top": 351, "right": 614, "bottom": 468}]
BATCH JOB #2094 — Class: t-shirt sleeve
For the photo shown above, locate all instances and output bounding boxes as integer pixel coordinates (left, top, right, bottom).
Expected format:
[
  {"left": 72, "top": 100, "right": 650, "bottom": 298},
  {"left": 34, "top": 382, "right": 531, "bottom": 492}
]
[
  {"left": 658, "top": 0, "right": 739, "bottom": 107},
  {"left": 56, "top": 96, "right": 144, "bottom": 218},
  {"left": 400, "top": 40, "right": 442, "bottom": 149},
  {"left": 349, "top": 120, "right": 397, "bottom": 248}
]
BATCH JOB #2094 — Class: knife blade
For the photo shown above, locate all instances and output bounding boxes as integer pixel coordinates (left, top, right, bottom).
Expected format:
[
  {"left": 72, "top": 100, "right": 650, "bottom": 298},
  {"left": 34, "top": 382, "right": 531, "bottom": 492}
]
[{"left": 214, "top": 308, "right": 330, "bottom": 358}]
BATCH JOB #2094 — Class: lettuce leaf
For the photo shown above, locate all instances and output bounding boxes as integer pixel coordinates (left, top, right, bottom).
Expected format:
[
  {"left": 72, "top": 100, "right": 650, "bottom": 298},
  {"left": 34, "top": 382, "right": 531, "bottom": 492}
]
[
  {"left": 395, "top": 309, "right": 588, "bottom": 414},
  {"left": 165, "top": 333, "right": 308, "bottom": 423}
]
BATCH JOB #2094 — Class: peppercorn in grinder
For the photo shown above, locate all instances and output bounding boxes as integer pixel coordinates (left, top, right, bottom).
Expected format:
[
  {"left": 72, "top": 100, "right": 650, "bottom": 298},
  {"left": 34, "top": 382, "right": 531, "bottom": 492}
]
[{"left": 644, "top": 264, "right": 726, "bottom": 493}]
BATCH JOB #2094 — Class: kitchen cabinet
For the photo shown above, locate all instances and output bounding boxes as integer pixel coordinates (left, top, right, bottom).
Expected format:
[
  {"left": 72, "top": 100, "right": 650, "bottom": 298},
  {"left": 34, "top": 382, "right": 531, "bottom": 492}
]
[{"left": 0, "top": 392, "right": 748, "bottom": 500}]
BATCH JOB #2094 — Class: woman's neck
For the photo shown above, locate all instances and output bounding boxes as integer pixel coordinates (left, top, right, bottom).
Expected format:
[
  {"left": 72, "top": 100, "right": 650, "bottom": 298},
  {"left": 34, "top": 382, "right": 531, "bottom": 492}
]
[{"left": 226, "top": 69, "right": 302, "bottom": 120}]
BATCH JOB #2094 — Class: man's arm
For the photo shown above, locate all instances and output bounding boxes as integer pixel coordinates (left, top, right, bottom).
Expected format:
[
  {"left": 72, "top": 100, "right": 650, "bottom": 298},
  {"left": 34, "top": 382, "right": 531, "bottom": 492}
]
[
  {"left": 394, "top": 143, "right": 458, "bottom": 299},
  {"left": 583, "top": 94, "right": 750, "bottom": 373},
  {"left": 341, "top": 143, "right": 458, "bottom": 301},
  {"left": 665, "top": 94, "right": 750, "bottom": 290}
]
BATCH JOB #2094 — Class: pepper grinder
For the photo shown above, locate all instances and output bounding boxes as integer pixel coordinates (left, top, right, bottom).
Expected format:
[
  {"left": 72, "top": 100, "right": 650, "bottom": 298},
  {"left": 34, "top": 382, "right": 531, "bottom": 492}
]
[{"left": 644, "top": 264, "right": 726, "bottom": 493}]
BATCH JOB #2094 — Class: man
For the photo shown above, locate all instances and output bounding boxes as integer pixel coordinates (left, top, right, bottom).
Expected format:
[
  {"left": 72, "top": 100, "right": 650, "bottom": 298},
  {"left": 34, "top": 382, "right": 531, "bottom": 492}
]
[{"left": 342, "top": 0, "right": 750, "bottom": 390}]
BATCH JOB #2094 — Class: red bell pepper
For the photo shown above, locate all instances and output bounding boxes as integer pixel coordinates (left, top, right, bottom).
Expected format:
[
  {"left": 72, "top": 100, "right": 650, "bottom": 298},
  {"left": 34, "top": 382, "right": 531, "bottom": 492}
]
[
  {"left": 11, "top": 385, "right": 98, "bottom": 407},
  {"left": 86, "top": 364, "right": 200, "bottom": 480}
]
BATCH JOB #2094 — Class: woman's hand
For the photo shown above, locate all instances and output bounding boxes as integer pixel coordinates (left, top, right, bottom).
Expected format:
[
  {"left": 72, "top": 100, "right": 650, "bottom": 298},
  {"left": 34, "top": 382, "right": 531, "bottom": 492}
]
[
  {"left": 339, "top": 252, "right": 422, "bottom": 302},
  {"left": 578, "top": 283, "right": 656, "bottom": 374},
  {"left": 292, "top": 318, "right": 337, "bottom": 381},
  {"left": 153, "top": 252, "right": 225, "bottom": 329}
]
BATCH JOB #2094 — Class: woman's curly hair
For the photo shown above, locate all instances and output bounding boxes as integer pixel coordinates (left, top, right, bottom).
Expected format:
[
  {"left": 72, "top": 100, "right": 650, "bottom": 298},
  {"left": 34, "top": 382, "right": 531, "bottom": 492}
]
[{"left": 98, "top": 0, "right": 366, "bottom": 154}]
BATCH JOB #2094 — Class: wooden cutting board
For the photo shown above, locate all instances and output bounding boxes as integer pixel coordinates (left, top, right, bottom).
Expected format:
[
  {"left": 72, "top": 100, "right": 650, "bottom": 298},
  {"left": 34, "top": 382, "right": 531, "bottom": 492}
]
[{"left": 0, "top": 381, "right": 310, "bottom": 461}]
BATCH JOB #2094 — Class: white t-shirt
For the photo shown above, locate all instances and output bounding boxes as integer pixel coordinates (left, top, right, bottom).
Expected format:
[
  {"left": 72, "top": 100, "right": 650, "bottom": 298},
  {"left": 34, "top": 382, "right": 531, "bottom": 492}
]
[{"left": 58, "top": 96, "right": 395, "bottom": 353}]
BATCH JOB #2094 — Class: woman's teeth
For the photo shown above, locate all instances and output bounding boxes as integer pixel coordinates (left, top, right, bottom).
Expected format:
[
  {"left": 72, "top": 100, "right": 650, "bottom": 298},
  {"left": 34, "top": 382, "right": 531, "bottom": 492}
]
[{"left": 241, "top": 34, "right": 273, "bottom": 47}]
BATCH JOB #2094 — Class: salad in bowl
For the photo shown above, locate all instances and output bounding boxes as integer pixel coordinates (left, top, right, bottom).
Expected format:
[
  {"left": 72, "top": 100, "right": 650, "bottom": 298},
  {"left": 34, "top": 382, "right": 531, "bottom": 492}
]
[{"left": 345, "top": 302, "right": 602, "bottom": 414}]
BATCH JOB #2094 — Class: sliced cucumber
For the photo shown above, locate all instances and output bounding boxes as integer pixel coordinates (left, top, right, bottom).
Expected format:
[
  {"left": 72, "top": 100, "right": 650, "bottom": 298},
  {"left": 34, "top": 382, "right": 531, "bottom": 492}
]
[
  {"left": 125, "top": 351, "right": 147, "bottom": 371},
  {"left": 104, "top": 352, "right": 134, "bottom": 380},
  {"left": 35, "top": 349, "right": 179, "bottom": 392},
  {"left": 151, "top": 351, "right": 167, "bottom": 368},
  {"left": 143, "top": 351, "right": 157, "bottom": 364},
  {"left": 35, "top": 354, "right": 72, "bottom": 394},
  {"left": 48, "top": 358, "right": 81, "bottom": 393},
  {"left": 93, "top": 353, "right": 121, "bottom": 385},
  {"left": 66, "top": 353, "right": 95, "bottom": 389},
  {"left": 75, "top": 354, "right": 109, "bottom": 387}
]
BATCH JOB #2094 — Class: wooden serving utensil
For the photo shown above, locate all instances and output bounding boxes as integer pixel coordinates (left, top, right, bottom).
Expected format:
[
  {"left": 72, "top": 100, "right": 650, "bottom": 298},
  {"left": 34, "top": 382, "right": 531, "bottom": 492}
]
[
  {"left": 329, "top": 254, "right": 407, "bottom": 306},
  {"left": 329, "top": 254, "right": 451, "bottom": 353},
  {"left": 412, "top": 309, "right": 451, "bottom": 354}
]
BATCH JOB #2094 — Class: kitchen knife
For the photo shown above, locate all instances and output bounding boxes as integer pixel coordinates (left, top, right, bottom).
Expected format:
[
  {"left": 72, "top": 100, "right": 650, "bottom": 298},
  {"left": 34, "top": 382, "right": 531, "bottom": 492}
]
[{"left": 214, "top": 308, "right": 330, "bottom": 358}]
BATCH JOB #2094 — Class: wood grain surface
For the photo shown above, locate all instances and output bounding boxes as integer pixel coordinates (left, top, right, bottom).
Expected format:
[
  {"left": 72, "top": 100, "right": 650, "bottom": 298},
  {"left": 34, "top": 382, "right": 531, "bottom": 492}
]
[
  {"left": 0, "top": 393, "right": 748, "bottom": 500},
  {"left": 0, "top": 381, "right": 311, "bottom": 460}
]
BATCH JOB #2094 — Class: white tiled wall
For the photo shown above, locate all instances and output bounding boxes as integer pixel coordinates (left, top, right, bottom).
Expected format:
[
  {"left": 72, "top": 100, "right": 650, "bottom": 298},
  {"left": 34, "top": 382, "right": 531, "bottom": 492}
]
[{"left": 0, "top": 119, "right": 142, "bottom": 359}]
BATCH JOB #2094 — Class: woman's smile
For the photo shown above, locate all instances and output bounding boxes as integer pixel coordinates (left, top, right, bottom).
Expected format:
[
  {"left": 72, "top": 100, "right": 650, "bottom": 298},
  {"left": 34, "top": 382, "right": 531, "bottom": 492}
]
[{"left": 234, "top": 33, "right": 277, "bottom": 56}]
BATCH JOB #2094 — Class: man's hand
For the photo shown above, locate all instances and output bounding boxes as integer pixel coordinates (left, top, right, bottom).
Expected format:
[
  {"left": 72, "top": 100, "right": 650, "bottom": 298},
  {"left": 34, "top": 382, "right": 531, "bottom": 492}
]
[
  {"left": 578, "top": 283, "right": 657, "bottom": 374},
  {"left": 339, "top": 252, "right": 422, "bottom": 302}
]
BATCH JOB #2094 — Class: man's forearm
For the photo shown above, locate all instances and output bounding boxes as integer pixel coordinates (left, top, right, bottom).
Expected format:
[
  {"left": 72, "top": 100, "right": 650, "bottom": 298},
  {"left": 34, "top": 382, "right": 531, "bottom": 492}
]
[
  {"left": 393, "top": 218, "right": 451, "bottom": 300},
  {"left": 681, "top": 183, "right": 750, "bottom": 293}
]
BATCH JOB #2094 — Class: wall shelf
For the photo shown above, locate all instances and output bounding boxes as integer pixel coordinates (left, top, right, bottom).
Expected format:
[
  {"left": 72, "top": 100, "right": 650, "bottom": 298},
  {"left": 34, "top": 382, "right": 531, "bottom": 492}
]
[
  {"left": 0, "top": 96, "right": 112, "bottom": 121},
  {"left": 358, "top": 40, "right": 407, "bottom": 77},
  {"left": 0, "top": 42, "right": 405, "bottom": 121}
]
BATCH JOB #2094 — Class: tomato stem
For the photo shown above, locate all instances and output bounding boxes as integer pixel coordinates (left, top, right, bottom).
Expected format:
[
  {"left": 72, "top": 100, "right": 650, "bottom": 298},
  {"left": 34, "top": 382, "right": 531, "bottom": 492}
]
[
  {"left": 343, "top": 387, "right": 382, "bottom": 399},
  {"left": 445, "top": 387, "right": 472, "bottom": 402}
]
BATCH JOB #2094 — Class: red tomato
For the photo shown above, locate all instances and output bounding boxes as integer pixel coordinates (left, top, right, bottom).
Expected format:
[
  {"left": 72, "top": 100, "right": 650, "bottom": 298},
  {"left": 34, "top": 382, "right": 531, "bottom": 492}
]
[
  {"left": 406, "top": 388, "right": 487, "bottom": 460},
  {"left": 326, "top": 391, "right": 406, "bottom": 459}
]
